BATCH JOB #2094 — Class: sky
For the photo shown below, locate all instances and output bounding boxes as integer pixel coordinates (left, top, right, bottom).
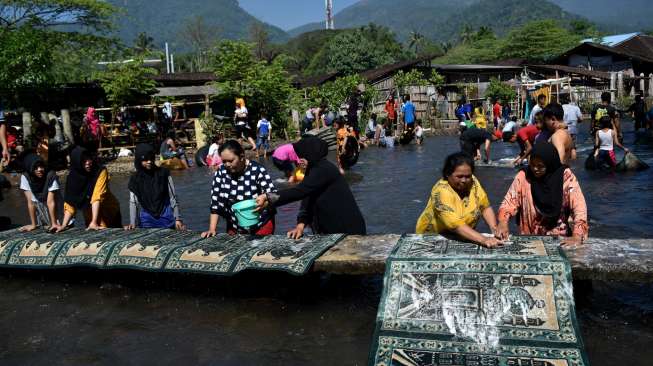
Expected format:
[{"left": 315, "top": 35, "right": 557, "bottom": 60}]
[{"left": 239, "top": 0, "right": 359, "bottom": 31}]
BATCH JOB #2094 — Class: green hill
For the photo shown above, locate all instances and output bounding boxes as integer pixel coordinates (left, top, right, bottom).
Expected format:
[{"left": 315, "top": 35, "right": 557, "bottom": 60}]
[
  {"left": 289, "top": 0, "right": 647, "bottom": 42},
  {"left": 107, "top": 0, "right": 289, "bottom": 51}
]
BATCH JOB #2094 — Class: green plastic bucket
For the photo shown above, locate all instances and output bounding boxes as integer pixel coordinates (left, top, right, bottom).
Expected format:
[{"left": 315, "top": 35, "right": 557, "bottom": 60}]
[{"left": 232, "top": 199, "right": 260, "bottom": 228}]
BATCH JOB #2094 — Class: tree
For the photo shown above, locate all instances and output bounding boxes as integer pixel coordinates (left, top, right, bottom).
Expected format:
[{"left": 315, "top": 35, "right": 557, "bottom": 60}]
[
  {"left": 304, "top": 74, "right": 377, "bottom": 125},
  {"left": 134, "top": 32, "right": 155, "bottom": 55},
  {"left": 249, "top": 22, "right": 273, "bottom": 62},
  {"left": 499, "top": 20, "right": 581, "bottom": 62},
  {"left": 211, "top": 41, "right": 296, "bottom": 132},
  {"left": 460, "top": 24, "right": 475, "bottom": 44},
  {"left": 0, "top": 26, "right": 53, "bottom": 91},
  {"left": 96, "top": 59, "right": 158, "bottom": 111},
  {"left": 182, "top": 15, "right": 219, "bottom": 72},
  {"left": 324, "top": 28, "right": 399, "bottom": 75},
  {"left": 0, "top": 0, "right": 114, "bottom": 33},
  {"left": 485, "top": 78, "right": 516, "bottom": 103},
  {"left": 408, "top": 31, "right": 425, "bottom": 55}
]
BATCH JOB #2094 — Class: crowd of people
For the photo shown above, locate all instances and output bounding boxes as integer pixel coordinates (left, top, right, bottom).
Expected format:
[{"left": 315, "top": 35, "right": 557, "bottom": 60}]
[{"left": 2, "top": 87, "right": 649, "bottom": 248}]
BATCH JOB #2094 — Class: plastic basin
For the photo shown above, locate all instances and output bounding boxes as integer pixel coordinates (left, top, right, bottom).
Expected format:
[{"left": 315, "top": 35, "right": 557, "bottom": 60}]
[{"left": 232, "top": 199, "right": 260, "bottom": 228}]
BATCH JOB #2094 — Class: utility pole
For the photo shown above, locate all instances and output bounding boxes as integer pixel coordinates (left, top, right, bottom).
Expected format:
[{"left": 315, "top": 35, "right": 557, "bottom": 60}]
[
  {"left": 165, "top": 42, "right": 170, "bottom": 74},
  {"left": 326, "top": 0, "right": 334, "bottom": 30}
]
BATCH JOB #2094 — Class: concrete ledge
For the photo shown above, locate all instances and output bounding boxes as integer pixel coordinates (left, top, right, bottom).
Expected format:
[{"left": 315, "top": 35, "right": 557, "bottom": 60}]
[{"left": 314, "top": 236, "right": 653, "bottom": 283}]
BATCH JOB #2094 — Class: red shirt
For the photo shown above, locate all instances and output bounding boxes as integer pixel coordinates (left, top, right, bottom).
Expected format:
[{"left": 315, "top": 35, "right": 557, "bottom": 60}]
[
  {"left": 493, "top": 103, "right": 501, "bottom": 119},
  {"left": 385, "top": 100, "right": 396, "bottom": 119},
  {"left": 517, "top": 124, "right": 539, "bottom": 143}
]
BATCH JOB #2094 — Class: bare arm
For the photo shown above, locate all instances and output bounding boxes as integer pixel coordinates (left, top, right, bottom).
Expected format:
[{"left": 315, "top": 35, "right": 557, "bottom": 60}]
[
  {"left": 23, "top": 191, "right": 38, "bottom": 229},
  {"left": 201, "top": 213, "right": 220, "bottom": 238},
  {"left": 551, "top": 132, "right": 567, "bottom": 163},
  {"left": 482, "top": 206, "right": 498, "bottom": 234},
  {"left": 47, "top": 191, "right": 58, "bottom": 228},
  {"left": 484, "top": 139, "right": 491, "bottom": 162},
  {"left": 452, "top": 223, "right": 501, "bottom": 248},
  {"left": 612, "top": 130, "right": 628, "bottom": 151},
  {"left": 0, "top": 124, "right": 8, "bottom": 163}
]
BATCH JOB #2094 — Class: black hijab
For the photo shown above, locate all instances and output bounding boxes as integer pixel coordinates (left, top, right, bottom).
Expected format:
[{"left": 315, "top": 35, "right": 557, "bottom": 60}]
[
  {"left": 64, "top": 146, "right": 101, "bottom": 209},
  {"left": 292, "top": 136, "right": 329, "bottom": 173},
  {"left": 128, "top": 143, "right": 170, "bottom": 217},
  {"left": 23, "top": 153, "right": 56, "bottom": 203},
  {"left": 526, "top": 142, "right": 566, "bottom": 227}
]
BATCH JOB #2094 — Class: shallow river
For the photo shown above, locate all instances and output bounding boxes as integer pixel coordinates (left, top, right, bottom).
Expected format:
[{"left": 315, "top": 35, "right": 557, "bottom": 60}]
[{"left": 0, "top": 121, "right": 652, "bottom": 365}]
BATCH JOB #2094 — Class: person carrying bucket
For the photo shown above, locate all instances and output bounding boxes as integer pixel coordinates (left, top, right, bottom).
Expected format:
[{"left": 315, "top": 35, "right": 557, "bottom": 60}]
[{"left": 201, "top": 140, "right": 277, "bottom": 237}]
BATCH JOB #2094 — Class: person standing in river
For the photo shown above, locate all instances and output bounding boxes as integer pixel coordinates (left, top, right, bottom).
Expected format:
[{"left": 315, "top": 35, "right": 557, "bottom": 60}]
[
  {"left": 416, "top": 152, "right": 502, "bottom": 248},
  {"left": 543, "top": 103, "right": 574, "bottom": 164},
  {"left": 496, "top": 142, "right": 588, "bottom": 246},
  {"left": 385, "top": 96, "right": 397, "bottom": 132},
  {"left": 125, "top": 144, "right": 185, "bottom": 230},
  {"left": 529, "top": 94, "right": 547, "bottom": 126},
  {"left": 201, "top": 140, "right": 277, "bottom": 238},
  {"left": 55, "top": 147, "right": 122, "bottom": 231},
  {"left": 234, "top": 98, "right": 257, "bottom": 150},
  {"left": 627, "top": 94, "right": 648, "bottom": 132},
  {"left": 591, "top": 92, "right": 621, "bottom": 141},
  {"left": 255, "top": 136, "right": 366, "bottom": 239}
]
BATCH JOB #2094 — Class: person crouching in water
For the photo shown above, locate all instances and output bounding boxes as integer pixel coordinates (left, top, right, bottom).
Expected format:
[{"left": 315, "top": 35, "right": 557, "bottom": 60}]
[
  {"left": 496, "top": 142, "right": 588, "bottom": 246},
  {"left": 594, "top": 116, "right": 629, "bottom": 170},
  {"left": 55, "top": 147, "right": 121, "bottom": 231},
  {"left": 415, "top": 152, "right": 502, "bottom": 248},
  {"left": 460, "top": 128, "right": 497, "bottom": 163},
  {"left": 19, "top": 153, "right": 62, "bottom": 232},
  {"left": 125, "top": 144, "right": 185, "bottom": 230},
  {"left": 272, "top": 143, "right": 301, "bottom": 183},
  {"left": 201, "top": 140, "right": 277, "bottom": 238},
  {"left": 255, "top": 136, "right": 366, "bottom": 239}
]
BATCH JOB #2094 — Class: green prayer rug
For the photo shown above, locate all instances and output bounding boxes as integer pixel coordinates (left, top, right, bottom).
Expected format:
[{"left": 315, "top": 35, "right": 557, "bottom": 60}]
[
  {"left": 232, "top": 234, "right": 345, "bottom": 275},
  {"left": 369, "top": 235, "right": 588, "bottom": 366},
  {"left": 164, "top": 234, "right": 256, "bottom": 274},
  {"left": 105, "top": 229, "right": 203, "bottom": 271}
]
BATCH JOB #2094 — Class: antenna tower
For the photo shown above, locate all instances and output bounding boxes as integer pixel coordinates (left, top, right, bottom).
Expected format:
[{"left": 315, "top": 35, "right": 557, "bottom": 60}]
[{"left": 326, "top": 0, "right": 334, "bottom": 30}]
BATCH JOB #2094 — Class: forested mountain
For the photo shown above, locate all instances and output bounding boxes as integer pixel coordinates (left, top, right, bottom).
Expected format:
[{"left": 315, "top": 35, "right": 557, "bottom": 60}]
[
  {"left": 106, "top": 0, "right": 288, "bottom": 50},
  {"left": 289, "top": 0, "right": 651, "bottom": 42},
  {"left": 551, "top": 0, "right": 653, "bottom": 33},
  {"left": 288, "top": 0, "right": 578, "bottom": 42}
]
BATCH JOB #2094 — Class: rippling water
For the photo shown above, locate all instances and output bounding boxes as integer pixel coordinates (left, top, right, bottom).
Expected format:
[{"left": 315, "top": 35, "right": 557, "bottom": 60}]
[{"left": 0, "top": 120, "right": 651, "bottom": 365}]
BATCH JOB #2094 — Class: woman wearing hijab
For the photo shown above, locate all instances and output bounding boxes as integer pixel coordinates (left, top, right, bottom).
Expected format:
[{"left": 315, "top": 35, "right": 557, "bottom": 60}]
[
  {"left": 496, "top": 142, "right": 588, "bottom": 246},
  {"left": 125, "top": 144, "right": 184, "bottom": 230},
  {"left": 81, "top": 107, "right": 103, "bottom": 152},
  {"left": 255, "top": 136, "right": 366, "bottom": 239},
  {"left": 55, "top": 147, "right": 121, "bottom": 231},
  {"left": 19, "top": 153, "right": 62, "bottom": 231}
]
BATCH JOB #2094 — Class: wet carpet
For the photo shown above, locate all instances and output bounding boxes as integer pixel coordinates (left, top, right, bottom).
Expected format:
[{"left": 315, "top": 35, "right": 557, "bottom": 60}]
[
  {"left": 369, "top": 235, "right": 589, "bottom": 366},
  {"left": 0, "top": 229, "right": 344, "bottom": 276}
]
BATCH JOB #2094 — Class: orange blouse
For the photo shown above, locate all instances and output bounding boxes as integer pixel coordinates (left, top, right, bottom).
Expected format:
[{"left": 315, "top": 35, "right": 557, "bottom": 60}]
[{"left": 498, "top": 169, "right": 588, "bottom": 239}]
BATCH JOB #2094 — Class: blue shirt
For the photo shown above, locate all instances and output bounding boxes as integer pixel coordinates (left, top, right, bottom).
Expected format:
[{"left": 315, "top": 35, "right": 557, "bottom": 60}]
[{"left": 402, "top": 102, "right": 416, "bottom": 124}]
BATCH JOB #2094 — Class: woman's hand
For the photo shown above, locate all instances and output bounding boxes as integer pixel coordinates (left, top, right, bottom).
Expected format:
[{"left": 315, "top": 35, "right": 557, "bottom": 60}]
[
  {"left": 287, "top": 223, "right": 306, "bottom": 240},
  {"left": 47, "top": 224, "right": 61, "bottom": 233},
  {"left": 495, "top": 221, "right": 510, "bottom": 241},
  {"left": 175, "top": 220, "right": 186, "bottom": 231},
  {"left": 124, "top": 224, "right": 135, "bottom": 231},
  {"left": 254, "top": 194, "right": 269, "bottom": 212},
  {"left": 19, "top": 224, "right": 38, "bottom": 232},
  {"left": 480, "top": 236, "right": 503, "bottom": 249},
  {"left": 86, "top": 222, "right": 103, "bottom": 231},
  {"left": 562, "top": 236, "right": 583, "bottom": 247},
  {"left": 53, "top": 225, "right": 68, "bottom": 233},
  {"left": 201, "top": 229, "right": 217, "bottom": 238}
]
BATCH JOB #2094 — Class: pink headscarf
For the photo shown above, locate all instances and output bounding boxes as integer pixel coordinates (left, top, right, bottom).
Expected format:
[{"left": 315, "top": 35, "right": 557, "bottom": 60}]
[{"left": 85, "top": 107, "right": 100, "bottom": 137}]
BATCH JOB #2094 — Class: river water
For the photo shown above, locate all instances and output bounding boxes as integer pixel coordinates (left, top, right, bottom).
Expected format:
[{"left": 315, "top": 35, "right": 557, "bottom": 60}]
[{"left": 0, "top": 121, "right": 652, "bottom": 365}]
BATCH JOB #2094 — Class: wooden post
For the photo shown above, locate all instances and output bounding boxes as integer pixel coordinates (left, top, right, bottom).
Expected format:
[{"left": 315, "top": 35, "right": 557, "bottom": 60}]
[
  {"left": 610, "top": 72, "right": 617, "bottom": 102},
  {"left": 22, "top": 112, "right": 32, "bottom": 148},
  {"left": 640, "top": 73, "right": 645, "bottom": 95},
  {"left": 617, "top": 71, "right": 624, "bottom": 99},
  {"left": 61, "top": 109, "right": 74, "bottom": 145},
  {"left": 649, "top": 74, "right": 653, "bottom": 97},
  {"left": 40, "top": 112, "right": 50, "bottom": 126}
]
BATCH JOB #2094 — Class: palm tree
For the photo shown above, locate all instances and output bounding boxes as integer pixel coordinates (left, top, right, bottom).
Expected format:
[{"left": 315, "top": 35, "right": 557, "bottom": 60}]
[
  {"left": 408, "top": 31, "right": 425, "bottom": 55},
  {"left": 134, "top": 32, "right": 154, "bottom": 55},
  {"left": 460, "top": 24, "right": 474, "bottom": 44},
  {"left": 440, "top": 41, "right": 452, "bottom": 53}
]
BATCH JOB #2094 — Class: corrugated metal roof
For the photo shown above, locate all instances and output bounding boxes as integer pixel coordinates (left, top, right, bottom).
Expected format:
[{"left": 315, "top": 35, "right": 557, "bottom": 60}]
[{"left": 582, "top": 32, "right": 641, "bottom": 47}]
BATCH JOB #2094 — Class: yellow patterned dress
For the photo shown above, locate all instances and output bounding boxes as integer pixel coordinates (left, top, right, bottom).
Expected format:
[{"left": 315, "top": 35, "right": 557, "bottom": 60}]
[{"left": 416, "top": 177, "right": 490, "bottom": 234}]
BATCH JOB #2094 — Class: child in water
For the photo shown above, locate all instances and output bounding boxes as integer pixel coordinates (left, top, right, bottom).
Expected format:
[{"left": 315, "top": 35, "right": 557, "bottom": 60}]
[
  {"left": 207, "top": 133, "right": 224, "bottom": 169},
  {"left": 256, "top": 114, "right": 271, "bottom": 158},
  {"left": 414, "top": 121, "right": 424, "bottom": 145},
  {"left": 594, "top": 116, "right": 629, "bottom": 169}
]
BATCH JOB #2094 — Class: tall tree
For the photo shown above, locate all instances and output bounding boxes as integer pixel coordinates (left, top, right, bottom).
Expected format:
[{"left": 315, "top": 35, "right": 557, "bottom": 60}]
[
  {"left": 181, "top": 15, "right": 219, "bottom": 72},
  {"left": 249, "top": 22, "right": 271, "bottom": 62},
  {"left": 499, "top": 20, "right": 581, "bottom": 62},
  {"left": 0, "top": 0, "right": 114, "bottom": 33},
  {"left": 134, "top": 32, "right": 155, "bottom": 55},
  {"left": 408, "top": 31, "right": 425, "bottom": 55}
]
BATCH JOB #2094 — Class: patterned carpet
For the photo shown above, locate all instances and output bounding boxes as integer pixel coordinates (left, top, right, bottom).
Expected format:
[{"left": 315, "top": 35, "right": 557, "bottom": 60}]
[
  {"left": 369, "top": 235, "right": 588, "bottom": 366},
  {"left": 0, "top": 229, "right": 344, "bottom": 276}
]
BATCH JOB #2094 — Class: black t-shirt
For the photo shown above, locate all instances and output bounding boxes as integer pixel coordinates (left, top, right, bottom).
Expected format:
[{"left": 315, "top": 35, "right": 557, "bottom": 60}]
[
  {"left": 460, "top": 128, "right": 491, "bottom": 145},
  {"left": 590, "top": 104, "right": 617, "bottom": 130}
]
